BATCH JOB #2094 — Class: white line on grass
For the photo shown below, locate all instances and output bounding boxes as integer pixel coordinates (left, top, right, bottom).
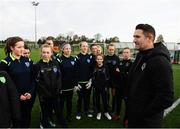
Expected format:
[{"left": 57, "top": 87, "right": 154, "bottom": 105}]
[{"left": 163, "top": 97, "right": 180, "bottom": 117}]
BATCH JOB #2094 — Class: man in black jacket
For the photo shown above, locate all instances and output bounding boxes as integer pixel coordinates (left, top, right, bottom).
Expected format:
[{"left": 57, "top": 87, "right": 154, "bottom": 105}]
[
  {"left": 127, "top": 24, "right": 174, "bottom": 127},
  {"left": 0, "top": 71, "right": 21, "bottom": 128}
]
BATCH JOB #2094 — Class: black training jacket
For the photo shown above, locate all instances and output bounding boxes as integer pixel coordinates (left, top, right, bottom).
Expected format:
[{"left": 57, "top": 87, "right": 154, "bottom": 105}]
[
  {"left": 127, "top": 42, "right": 174, "bottom": 127},
  {"left": 75, "top": 53, "right": 94, "bottom": 83},
  {"left": 0, "top": 71, "right": 21, "bottom": 127},
  {"left": 34, "top": 59, "right": 62, "bottom": 99},
  {"left": 118, "top": 59, "right": 133, "bottom": 96},
  {"left": 92, "top": 64, "right": 109, "bottom": 89},
  {"left": 104, "top": 54, "right": 120, "bottom": 87}
]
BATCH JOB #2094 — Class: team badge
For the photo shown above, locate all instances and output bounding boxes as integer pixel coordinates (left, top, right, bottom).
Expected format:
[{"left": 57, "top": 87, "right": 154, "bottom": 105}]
[
  {"left": 119, "top": 62, "right": 123, "bottom": 66},
  {"left": 141, "top": 63, "right": 146, "bottom": 71},
  {"left": 126, "top": 62, "right": 129, "bottom": 67},
  {"left": 53, "top": 67, "right": 58, "bottom": 73},
  {"left": 71, "top": 61, "right": 75, "bottom": 65},
  {"left": 87, "top": 59, "right": 90, "bottom": 63},
  {"left": 0, "top": 77, "right": 6, "bottom": 84},
  {"left": 112, "top": 60, "right": 117, "bottom": 65},
  {"left": 25, "top": 62, "right": 30, "bottom": 67}
]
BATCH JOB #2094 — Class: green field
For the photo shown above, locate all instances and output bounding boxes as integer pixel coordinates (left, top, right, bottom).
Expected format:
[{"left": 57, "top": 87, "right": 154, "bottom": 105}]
[{"left": 0, "top": 48, "right": 180, "bottom": 128}]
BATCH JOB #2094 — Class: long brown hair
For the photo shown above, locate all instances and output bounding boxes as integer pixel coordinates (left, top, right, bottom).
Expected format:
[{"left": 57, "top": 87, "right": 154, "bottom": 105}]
[{"left": 4, "top": 36, "right": 24, "bottom": 55}]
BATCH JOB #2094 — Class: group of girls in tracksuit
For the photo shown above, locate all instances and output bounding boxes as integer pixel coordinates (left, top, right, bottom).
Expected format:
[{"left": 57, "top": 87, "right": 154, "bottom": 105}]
[
  {"left": 0, "top": 36, "right": 131, "bottom": 128},
  {"left": 0, "top": 37, "right": 67, "bottom": 128}
]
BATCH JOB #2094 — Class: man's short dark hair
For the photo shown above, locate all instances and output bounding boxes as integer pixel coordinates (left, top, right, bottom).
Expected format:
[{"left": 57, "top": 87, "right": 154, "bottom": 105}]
[{"left": 135, "top": 24, "right": 156, "bottom": 41}]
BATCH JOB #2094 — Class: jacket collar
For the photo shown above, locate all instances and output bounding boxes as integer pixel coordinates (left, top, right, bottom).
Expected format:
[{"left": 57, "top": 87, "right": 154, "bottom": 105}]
[{"left": 10, "top": 53, "right": 16, "bottom": 61}]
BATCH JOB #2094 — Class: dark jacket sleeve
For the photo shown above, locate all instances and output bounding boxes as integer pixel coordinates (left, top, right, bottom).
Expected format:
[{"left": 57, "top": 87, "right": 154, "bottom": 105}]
[
  {"left": 74, "top": 58, "right": 79, "bottom": 86},
  {"left": 90, "top": 56, "right": 95, "bottom": 78},
  {"left": 0, "top": 60, "right": 8, "bottom": 72},
  {"left": 105, "top": 65, "right": 110, "bottom": 81},
  {"left": 29, "top": 60, "right": 36, "bottom": 95},
  {"left": 56, "top": 64, "right": 62, "bottom": 94},
  {"left": 112, "top": 56, "right": 121, "bottom": 87},
  {"left": 4, "top": 71, "right": 21, "bottom": 126},
  {"left": 105, "top": 65, "right": 110, "bottom": 88},
  {"left": 144, "top": 56, "right": 174, "bottom": 116},
  {"left": 74, "top": 56, "right": 80, "bottom": 84}
]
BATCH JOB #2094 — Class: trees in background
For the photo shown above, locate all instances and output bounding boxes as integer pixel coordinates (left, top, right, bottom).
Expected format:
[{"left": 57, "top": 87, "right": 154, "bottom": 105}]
[{"left": 0, "top": 33, "right": 122, "bottom": 48}]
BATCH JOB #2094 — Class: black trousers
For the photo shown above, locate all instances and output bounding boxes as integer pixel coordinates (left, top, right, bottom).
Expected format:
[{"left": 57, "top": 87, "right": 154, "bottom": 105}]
[
  {"left": 95, "top": 87, "right": 108, "bottom": 113},
  {"left": 19, "top": 100, "right": 32, "bottom": 128},
  {"left": 106, "top": 81, "right": 116, "bottom": 112},
  {"left": 114, "top": 88, "right": 128, "bottom": 121},
  {"left": 60, "top": 90, "right": 73, "bottom": 120},
  {"left": 92, "top": 87, "right": 97, "bottom": 112},
  {"left": 114, "top": 88, "right": 123, "bottom": 115},
  {"left": 39, "top": 97, "right": 67, "bottom": 128},
  {"left": 77, "top": 83, "right": 92, "bottom": 114}
]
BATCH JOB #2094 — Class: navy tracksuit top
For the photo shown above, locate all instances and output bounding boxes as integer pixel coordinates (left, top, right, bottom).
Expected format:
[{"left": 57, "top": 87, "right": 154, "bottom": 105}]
[
  {"left": 0, "top": 54, "right": 34, "bottom": 96},
  {"left": 75, "top": 53, "right": 93, "bottom": 83},
  {"left": 59, "top": 55, "right": 78, "bottom": 91}
]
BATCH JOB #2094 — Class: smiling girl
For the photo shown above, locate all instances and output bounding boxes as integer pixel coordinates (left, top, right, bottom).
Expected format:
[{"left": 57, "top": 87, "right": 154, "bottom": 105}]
[{"left": 0, "top": 36, "right": 34, "bottom": 127}]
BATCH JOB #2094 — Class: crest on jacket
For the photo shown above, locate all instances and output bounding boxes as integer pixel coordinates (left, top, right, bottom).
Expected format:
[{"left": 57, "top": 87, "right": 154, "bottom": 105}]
[
  {"left": 112, "top": 60, "right": 117, "bottom": 65},
  {"left": 53, "top": 67, "right": 58, "bottom": 73},
  {"left": 87, "top": 59, "right": 91, "bottom": 63},
  {"left": 0, "top": 76, "right": 6, "bottom": 84},
  {"left": 126, "top": 62, "right": 130, "bottom": 67},
  {"left": 25, "top": 62, "right": 30, "bottom": 67},
  {"left": 71, "top": 61, "right": 75, "bottom": 65},
  {"left": 119, "top": 62, "right": 123, "bottom": 66},
  {"left": 141, "top": 63, "right": 146, "bottom": 71}
]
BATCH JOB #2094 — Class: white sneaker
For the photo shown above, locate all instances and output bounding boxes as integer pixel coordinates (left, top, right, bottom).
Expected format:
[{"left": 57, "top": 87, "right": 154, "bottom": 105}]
[
  {"left": 96, "top": 113, "right": 101, "bottom": 120},
  {"left": 49, "top": 121, "right": 56, "bottom": 127},
  {"left": 87, "top": 113, "right": 93, "bottom": 118},
  {"left": 40, "top": 123, "right": 43, "bottom": 129},
  {"left": 76, "top": 115, "right": 81, "bottom": 120},
  {"left": 104, "top": 112, "right": 112, "bottom": 120}
]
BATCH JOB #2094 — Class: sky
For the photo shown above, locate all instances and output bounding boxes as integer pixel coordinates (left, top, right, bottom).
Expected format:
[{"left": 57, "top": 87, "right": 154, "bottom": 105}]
[{"left": 0, "top": 0, "right": 180, "bottom": 42}]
